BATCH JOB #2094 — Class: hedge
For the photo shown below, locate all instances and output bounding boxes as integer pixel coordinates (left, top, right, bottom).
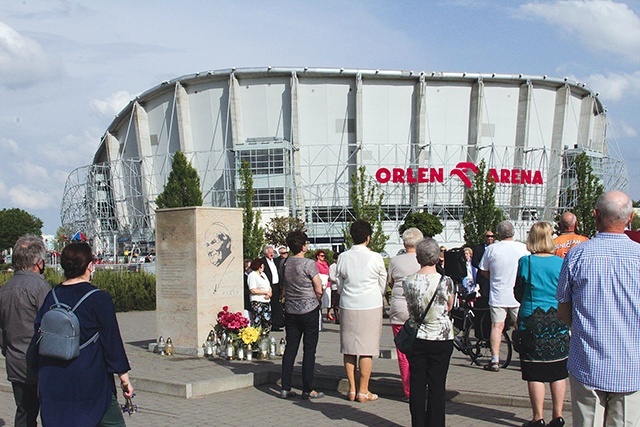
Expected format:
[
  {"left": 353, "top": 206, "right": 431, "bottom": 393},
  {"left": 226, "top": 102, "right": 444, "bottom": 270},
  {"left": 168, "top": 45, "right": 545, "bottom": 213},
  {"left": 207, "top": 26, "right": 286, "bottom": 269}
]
[{"left": 0, "top": 268, "right": 156, "bottom": 312}]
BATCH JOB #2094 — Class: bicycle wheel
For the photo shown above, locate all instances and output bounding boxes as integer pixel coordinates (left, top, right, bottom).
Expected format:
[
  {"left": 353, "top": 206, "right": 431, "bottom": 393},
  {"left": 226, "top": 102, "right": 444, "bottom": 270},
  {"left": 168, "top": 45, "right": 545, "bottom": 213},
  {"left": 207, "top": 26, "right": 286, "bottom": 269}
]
[{"left": 464, "top": 325, "right": 512, "bottom": 368}]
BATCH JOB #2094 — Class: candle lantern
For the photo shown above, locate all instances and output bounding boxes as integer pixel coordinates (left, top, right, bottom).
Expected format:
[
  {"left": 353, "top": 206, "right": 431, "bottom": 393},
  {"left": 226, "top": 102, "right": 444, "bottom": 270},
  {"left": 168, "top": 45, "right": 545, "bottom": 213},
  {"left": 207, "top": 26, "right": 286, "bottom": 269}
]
[
  {"left": 205, "top": 331, "right": 215, "bottom": 357},
  {"left": 246, "top": 344, "right": 253, "bottom": 361},
  {"left": 237, "top": 345, "right": 245, "bottom": 360},
  {"left": 165, "top": 337, "right": 174, "bottom": 356},
  {"left": 258, "top": 336, "right": 269, "bottom": 359},
  {"left": 269, "top": 337, "right": 277, "bottom": 358},
  {"left": 157, "top": 336, "right": 166, "bottom": 355},
  {"left": 226, "top": 338, "right": 235, "bottom": 359},
  {"left": 279, "top": 338, "right": 286, "bottom": 356}
]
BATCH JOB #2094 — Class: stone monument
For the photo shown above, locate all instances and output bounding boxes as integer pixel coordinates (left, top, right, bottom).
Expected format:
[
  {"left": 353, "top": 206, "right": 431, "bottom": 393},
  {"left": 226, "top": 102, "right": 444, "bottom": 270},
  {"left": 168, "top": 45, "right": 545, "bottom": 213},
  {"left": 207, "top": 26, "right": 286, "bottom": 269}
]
[{"left": 155, "top": 207, "right": 243, "bottom": 355}]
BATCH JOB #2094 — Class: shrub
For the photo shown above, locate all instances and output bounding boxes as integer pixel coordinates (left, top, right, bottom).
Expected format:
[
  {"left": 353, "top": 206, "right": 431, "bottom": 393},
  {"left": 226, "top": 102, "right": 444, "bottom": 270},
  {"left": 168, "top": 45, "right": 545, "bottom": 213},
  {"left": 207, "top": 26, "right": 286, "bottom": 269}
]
[
  {"left": 92, "top": 270, "right": 156, "bottom": 312},
  {"left": 0, "top": 268, "right": 156, "bottom": 312}
]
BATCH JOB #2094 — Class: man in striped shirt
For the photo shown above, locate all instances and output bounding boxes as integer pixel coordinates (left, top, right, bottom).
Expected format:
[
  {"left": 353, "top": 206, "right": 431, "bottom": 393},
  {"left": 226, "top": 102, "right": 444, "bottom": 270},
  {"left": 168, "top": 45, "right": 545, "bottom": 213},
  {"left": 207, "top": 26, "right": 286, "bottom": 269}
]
[{"left": 557, "top": 191, "right": 640, "bottom": 426}]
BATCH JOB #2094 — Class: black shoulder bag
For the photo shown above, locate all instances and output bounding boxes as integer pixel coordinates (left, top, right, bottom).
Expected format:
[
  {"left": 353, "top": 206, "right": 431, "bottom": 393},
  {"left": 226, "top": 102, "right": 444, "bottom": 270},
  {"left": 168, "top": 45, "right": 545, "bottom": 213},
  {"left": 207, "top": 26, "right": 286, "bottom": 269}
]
[{"left": 394, "top": 275, "right": 443, "bottom": 356}]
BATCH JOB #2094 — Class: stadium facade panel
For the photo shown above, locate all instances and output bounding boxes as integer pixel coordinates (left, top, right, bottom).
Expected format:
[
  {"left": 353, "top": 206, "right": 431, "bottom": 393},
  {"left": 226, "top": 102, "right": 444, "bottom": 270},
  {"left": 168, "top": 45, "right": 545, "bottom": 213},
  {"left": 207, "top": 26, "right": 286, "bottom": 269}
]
[{"left": 61, "top": 67, "right": 627, "bottom": 254}]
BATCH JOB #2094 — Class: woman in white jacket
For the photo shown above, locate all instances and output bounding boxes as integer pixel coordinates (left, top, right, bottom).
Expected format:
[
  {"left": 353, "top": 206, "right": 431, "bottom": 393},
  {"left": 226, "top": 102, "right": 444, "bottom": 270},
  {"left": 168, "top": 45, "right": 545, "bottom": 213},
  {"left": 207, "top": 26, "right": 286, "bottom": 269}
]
[{"left": 337, "top": 220, "right": 387, "bottom": 403}]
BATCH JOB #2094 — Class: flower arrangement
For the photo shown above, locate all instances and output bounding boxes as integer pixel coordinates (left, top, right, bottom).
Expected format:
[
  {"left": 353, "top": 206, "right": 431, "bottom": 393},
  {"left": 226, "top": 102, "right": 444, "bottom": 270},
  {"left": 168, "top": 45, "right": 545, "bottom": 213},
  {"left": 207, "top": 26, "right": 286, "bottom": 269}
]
[
  {"left": 215, "top": 306, "right": 250, "bottom": 344},
  {"left": 238, "top": 326, "right": 262, "bottom": 345}
]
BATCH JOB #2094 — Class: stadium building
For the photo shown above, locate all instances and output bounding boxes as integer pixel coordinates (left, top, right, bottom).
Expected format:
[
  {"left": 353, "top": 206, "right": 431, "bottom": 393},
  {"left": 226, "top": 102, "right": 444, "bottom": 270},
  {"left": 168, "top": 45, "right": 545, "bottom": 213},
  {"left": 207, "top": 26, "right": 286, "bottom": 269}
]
[{"left": 61, "top": 67, "right": 627, "bottom": 255}]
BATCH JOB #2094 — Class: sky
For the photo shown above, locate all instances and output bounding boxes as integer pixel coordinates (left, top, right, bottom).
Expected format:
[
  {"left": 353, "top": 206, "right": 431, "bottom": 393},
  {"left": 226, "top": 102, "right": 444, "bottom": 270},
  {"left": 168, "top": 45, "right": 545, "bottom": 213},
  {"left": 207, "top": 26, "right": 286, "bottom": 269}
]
[{"left": 1, "top": 0, "right": 639, "bottom": 235}]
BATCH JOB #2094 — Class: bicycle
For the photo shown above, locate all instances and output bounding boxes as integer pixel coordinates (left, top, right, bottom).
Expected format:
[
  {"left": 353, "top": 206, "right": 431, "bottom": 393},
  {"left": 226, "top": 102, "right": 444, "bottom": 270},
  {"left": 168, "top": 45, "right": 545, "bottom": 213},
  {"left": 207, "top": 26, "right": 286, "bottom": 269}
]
[{"left": 450, "top": 296, "right": 513, "bottom": 369}]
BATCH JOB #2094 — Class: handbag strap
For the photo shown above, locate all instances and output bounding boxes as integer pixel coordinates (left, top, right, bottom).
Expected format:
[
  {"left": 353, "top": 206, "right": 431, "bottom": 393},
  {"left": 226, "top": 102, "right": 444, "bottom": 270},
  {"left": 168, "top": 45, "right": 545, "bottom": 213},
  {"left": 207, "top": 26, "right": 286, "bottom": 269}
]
[
  {"left": 416, "top": 274, "right": 444, "bottom": 325},
  {"left": 517, "top": 255, "right": 534, "bottom": 326},
  {"left": 528, "top": 255, "right": 533, "bottom": 315}
]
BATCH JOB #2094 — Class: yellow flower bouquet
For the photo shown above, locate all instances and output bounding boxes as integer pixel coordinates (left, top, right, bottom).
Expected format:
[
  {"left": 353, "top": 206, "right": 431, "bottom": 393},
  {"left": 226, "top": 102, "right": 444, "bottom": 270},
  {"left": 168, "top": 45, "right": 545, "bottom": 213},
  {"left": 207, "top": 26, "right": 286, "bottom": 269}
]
[{"left": 238, "top": 326, "right": 262, "bottom": 345}]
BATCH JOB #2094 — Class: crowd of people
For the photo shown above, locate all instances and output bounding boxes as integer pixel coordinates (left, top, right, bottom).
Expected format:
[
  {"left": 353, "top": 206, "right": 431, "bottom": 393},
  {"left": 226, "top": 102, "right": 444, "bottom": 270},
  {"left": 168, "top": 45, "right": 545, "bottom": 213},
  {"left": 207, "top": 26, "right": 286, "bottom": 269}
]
[
  {"left": 262, "top": 190, "right": 640, "bottom": 427},
  {"left": 2, "top": 190, "right": 639, "bottom": 427}
]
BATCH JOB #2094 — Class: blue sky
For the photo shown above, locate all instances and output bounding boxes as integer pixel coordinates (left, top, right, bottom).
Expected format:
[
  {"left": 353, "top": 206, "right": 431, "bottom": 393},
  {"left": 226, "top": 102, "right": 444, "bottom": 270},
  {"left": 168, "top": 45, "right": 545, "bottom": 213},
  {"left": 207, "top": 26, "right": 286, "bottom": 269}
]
[{"left": 1, "top": 0, "right": 639, "bottom": 234}]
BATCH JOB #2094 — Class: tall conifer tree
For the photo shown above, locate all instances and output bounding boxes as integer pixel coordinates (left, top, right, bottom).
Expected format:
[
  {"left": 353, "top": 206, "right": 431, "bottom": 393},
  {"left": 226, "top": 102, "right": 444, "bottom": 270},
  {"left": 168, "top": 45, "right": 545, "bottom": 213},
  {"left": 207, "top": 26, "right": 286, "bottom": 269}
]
[
  {"left": 462, "top": 160, "right": 504, "bottom": 246},
  {"left": 238, "top": 161, "right": 264, "bottom": 259},
  {"left": 155, "top": 151, "right": 203, "bottom": 208},
  {"left": 572, "top": 152, "right": 604, "bottom": 237},
  {"left": 344, "top": 166, "right": 388, "bottom": 252}
]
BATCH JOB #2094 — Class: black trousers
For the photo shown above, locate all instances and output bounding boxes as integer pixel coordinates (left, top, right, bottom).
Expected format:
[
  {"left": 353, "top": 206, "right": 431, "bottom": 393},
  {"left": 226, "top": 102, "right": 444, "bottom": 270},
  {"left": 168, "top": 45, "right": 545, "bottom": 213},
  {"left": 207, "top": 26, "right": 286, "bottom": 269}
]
[
  {"left": 12, "top": 382, "right": 39, "bottom": 427},
  {"left": 281, "top": 306, "right": 320, "bottom": 393},
  {"left": 408, "top": 339, "right": 454, "bottom": 427},
  {"left": 270, "top": 283, "right": 285, "bottom": 329}
]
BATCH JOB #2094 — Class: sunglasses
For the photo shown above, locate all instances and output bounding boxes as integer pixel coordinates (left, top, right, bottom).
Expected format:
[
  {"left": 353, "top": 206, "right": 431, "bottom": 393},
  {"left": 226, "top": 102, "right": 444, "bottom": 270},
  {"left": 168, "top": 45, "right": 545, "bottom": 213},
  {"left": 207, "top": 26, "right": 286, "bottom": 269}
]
[{"left": 485, "top": 235, "right": 495, "bottom": 238}]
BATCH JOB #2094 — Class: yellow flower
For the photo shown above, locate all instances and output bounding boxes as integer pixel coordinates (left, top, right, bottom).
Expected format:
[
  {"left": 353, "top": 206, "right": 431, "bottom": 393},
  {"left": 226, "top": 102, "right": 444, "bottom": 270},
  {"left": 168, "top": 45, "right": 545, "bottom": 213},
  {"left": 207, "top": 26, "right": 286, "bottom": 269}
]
[{"left": 239, "top": 326, "right": 261, "bottom": 345}]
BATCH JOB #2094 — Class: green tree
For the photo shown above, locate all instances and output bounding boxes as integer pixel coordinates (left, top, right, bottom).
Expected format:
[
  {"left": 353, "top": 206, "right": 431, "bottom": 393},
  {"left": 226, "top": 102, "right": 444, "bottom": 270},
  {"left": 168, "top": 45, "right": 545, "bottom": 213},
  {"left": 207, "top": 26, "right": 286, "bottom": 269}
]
[
  {"left": 265, "top": 215, "right": 306, "bottom": 247},
  {"left": 399, "top": 211, "right": 444, "bottom": 238},
  {"left": 572, "top": 152, "right": 604, "bottom": 237},
  {"left": 462, "top": 160, "right": 504, "bottom": 247},
  {"left": 237, "top": 161, "right": 264, "bottom": 259},
  {"left": 155, "top": 151, "right": 203, "bottom": 209},
  {"left": 344, "top": 166, "right": 388, "bottom": 252},
  {"left": 0, "top": 208, "right": 43, "bottom": 251},
  {"left": 630, "top": 215, "right": 640, "bottom": 231}
]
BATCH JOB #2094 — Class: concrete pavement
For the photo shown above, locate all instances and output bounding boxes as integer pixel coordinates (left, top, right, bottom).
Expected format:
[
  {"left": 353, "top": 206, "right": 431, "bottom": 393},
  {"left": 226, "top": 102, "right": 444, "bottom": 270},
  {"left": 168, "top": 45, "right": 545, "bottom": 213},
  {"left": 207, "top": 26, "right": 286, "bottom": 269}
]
[{"left": 0, "top": 310, "right": 573, "bottom": 426}]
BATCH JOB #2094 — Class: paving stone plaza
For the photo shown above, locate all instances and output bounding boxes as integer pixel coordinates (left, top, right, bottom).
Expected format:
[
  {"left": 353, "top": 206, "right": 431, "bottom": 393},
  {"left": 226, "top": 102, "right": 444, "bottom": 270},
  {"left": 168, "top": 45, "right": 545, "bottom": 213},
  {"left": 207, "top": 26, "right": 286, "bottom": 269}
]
[{"left": 1, "top": 311, "right": 573, "bottom": 426}]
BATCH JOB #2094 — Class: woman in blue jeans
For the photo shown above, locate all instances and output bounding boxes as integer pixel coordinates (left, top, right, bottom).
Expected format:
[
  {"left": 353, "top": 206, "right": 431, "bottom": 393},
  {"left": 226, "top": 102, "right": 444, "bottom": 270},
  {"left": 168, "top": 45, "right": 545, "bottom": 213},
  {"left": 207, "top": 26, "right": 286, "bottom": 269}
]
[{"left": 279, "top": 231, "right": 325, "bottom": 400}]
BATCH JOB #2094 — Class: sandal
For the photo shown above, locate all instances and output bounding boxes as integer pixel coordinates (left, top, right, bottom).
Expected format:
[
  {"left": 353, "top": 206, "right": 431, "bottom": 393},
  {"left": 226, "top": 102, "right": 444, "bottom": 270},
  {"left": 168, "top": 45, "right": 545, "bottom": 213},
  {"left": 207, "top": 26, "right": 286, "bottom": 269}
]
[
  {"left": 346, "top": 391, "right": 356, "bottom": 401},
  {"left": 357, "top": 392, "right": 379, "bottom": 402},
  {"left": 483, "top": 361, "right": 500, "bottom": 372}
]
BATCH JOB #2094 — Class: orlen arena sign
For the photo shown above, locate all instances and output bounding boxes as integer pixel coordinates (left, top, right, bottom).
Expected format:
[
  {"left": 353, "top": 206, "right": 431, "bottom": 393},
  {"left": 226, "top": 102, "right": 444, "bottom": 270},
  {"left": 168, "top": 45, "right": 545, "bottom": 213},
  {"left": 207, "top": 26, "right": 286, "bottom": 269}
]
[{"left": 375, "top": 162, "right": 543, "bottom": 188}]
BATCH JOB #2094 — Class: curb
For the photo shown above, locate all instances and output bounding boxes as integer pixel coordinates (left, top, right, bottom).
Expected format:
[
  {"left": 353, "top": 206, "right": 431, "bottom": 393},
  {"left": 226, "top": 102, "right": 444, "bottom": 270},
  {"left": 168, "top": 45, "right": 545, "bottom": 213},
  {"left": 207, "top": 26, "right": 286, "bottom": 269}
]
[{"left": 130, "top": 367, "right": 547, "bottom": 409}]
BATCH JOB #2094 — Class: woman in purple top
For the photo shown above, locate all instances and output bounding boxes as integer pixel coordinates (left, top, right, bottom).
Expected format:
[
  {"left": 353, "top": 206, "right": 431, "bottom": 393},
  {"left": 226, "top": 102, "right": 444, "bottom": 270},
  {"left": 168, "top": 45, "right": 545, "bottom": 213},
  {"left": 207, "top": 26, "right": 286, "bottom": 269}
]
[{"left": 35, "top": 242, "right": 133, "bottom": 427}]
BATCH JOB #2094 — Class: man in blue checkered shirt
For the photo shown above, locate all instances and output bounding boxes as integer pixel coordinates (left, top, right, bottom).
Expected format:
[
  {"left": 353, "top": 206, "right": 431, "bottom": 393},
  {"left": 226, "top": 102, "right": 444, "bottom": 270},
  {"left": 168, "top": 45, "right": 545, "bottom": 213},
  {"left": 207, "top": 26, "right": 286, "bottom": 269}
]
[{"left": 557, "top": 191, "right": 640, "bottom": 426}]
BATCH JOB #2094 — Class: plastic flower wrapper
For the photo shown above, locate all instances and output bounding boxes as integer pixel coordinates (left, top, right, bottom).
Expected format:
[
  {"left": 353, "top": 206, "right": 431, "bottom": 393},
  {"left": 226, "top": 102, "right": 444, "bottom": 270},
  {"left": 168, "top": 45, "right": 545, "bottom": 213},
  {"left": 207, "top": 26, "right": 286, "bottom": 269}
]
[
  {"left": 239, "top": 326, "right": 262, "bottom": 345},
  {"left": 121, "top": 393, "right": 139, "bottom": 416}
]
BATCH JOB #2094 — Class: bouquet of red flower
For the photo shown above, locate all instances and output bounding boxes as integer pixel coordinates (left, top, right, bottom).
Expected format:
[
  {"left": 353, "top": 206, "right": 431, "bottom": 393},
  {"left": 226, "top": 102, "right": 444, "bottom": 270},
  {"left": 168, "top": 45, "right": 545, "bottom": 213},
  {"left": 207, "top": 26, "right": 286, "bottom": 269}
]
[{"left": 215, "top": 306, "right": 249, "bottom": 335}]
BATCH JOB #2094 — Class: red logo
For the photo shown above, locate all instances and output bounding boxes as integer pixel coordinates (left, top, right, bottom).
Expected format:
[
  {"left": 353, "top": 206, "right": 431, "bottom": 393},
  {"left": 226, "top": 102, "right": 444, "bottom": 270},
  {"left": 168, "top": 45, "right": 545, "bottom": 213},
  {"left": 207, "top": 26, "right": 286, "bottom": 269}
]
[
  {"left": 375, "top": 163, "right": 543, "bottom": 186},
  {"left": 449, "top": 162, "right": 478, "bottom": 188}
]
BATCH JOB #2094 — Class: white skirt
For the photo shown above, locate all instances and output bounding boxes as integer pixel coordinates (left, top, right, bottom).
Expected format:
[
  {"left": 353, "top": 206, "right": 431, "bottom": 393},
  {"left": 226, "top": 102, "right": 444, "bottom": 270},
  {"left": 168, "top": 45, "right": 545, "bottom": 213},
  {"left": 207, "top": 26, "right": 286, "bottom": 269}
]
[{"left": 321, "top": 287, "right": 332, "bottom": 309}]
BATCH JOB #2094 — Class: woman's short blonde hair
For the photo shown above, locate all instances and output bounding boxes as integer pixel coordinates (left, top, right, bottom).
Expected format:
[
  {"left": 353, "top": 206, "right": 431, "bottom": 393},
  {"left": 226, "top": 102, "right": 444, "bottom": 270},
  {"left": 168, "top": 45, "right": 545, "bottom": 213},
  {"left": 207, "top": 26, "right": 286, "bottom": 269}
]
[
  {"left": 463, "top": 247, "right": 473, "bottom": 256},
  {"left": 526, "top": 222, "right": 556, "bottom": 254}
]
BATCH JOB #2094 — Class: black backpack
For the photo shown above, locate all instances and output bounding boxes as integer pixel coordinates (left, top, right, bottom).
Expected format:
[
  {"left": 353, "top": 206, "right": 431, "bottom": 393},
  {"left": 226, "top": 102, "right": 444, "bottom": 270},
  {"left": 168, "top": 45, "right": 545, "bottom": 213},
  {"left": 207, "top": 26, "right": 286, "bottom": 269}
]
[{"left": 444, "top": 247, "right": 467, "bottom": 285}]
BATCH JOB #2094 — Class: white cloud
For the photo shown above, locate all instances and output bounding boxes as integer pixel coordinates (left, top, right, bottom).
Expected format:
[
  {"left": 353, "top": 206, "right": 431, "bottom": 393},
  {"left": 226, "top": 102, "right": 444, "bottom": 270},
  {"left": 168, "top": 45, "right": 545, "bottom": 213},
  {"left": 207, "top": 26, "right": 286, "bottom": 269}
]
[
  {"left": 40, "top": 131, "right": 101, "bottom": 168},
  {"left": 620, "top": 121, "right": 638, "bottom": 137},
  {"left": 15, "top": 161, "right": 49, "bottom": 182},
  {"left": 90, "top": 90, "right": 135, "bottom": 117},
  {"left": 582, "top": 71, "right": 640, "bottom": 102},
  {"left": 521, "top": 0, "right": 640, "bottom": 63},
  {"left": 6, "top": 185, "right": 57, "bottom": 210},
  {"left": 0, "top": 137, "right": 18, "bottom": 154},
  {"left": 0, "top": 20, "right": 61, "bottom": 88}
]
